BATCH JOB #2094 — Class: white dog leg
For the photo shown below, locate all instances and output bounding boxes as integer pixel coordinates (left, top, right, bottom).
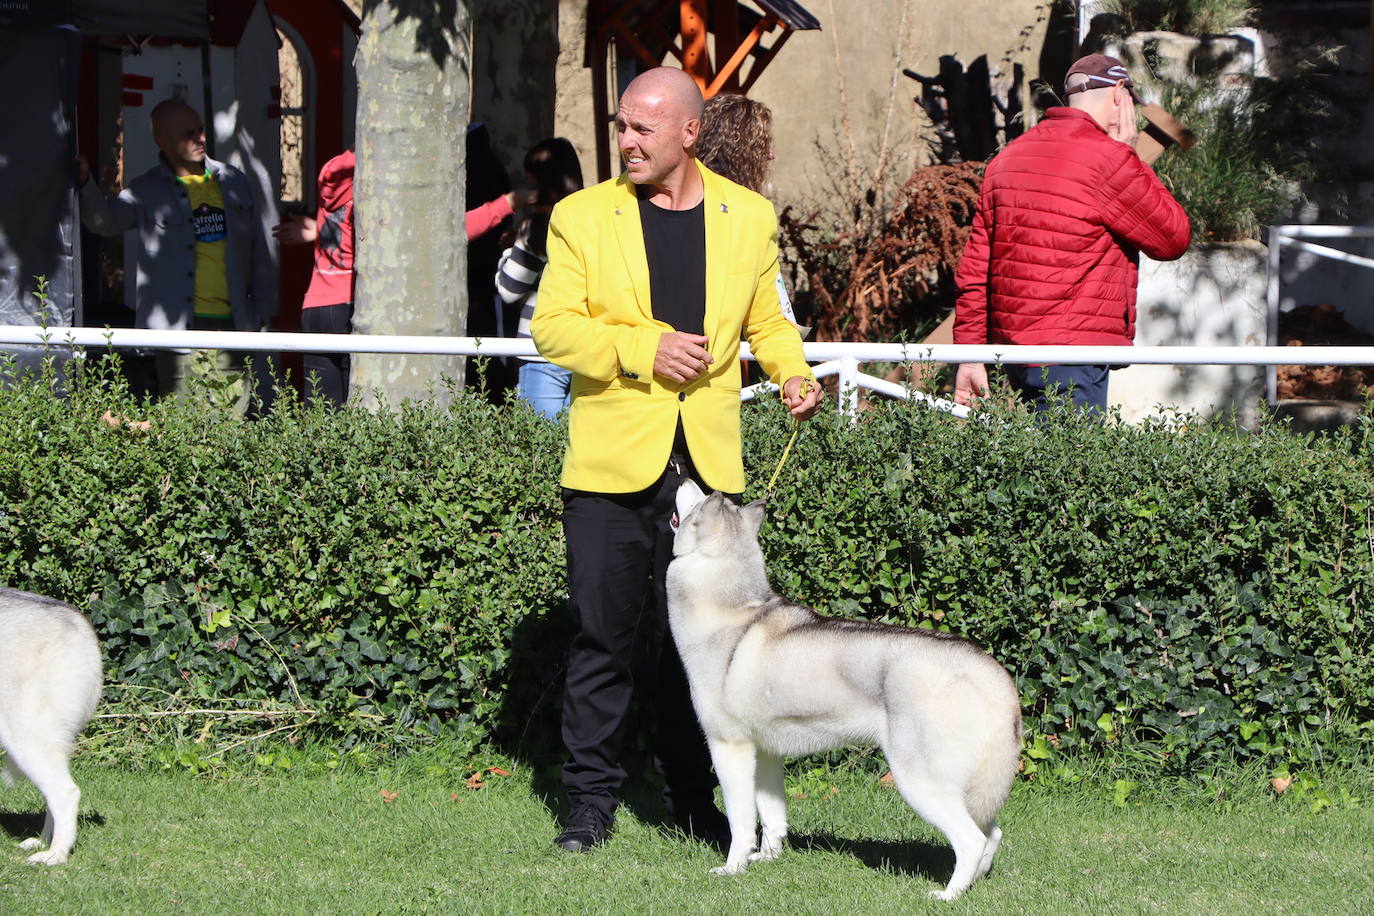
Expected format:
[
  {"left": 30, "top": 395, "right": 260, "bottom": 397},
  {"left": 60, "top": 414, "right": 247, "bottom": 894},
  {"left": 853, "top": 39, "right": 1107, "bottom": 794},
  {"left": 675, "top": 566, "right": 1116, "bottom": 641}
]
[
  {"left": 18, "top": 810, "right": 53, "bottom": 851},
  {"left": 974, "top": 821, "right": 1002, "bottom": 881},
  {"left": 749, "top": 752, "right": 786, "bottom": 863},
  {"left": 921, "top": 799, "right": 987, "bottom": 900},
  {"left": 889, "top": 774, "right": 988, "bottom": 901},
  {"left": 20, "top": 746, "right": 80, "bottom": 866},
  {"left": 707, "top": 738, "right": 757, "bottom": 875}
]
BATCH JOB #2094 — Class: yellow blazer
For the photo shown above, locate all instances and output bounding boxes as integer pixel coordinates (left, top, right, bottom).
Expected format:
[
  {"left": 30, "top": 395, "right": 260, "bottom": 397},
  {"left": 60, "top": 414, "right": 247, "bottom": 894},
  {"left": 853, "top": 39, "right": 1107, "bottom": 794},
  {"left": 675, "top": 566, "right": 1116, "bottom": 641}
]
[{"left": 531, "top": 161, "right": 813, "bottom": 494}]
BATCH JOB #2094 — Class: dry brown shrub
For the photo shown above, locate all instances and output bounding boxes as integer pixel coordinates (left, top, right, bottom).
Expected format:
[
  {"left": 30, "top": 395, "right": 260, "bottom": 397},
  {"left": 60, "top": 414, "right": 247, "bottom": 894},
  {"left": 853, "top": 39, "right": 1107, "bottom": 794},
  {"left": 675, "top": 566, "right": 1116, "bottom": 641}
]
[{"left": 780, "top": 161, "right": 984, "bottom": 342}]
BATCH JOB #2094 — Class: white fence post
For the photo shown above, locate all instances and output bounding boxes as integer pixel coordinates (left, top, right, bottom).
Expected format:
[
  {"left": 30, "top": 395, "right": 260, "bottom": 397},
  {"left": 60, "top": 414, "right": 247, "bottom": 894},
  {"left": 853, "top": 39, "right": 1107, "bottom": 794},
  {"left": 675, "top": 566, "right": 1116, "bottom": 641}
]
[
  {"left": 1267, "top": 225, "right": 1284, "bottom": 405},
  {"left": 838, "top": 355, "right": 860, "bottom": 420}
]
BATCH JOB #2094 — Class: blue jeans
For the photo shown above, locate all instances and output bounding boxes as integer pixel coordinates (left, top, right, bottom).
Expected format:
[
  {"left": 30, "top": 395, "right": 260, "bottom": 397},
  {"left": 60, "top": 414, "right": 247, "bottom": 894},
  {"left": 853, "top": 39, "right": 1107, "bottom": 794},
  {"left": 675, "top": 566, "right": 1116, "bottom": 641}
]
[
  {"left": 518, "top": 360, "right": 572, "bottom": 419},
  {"left": 1006, "top": 364, "right": 1110, "bottom": 414}
]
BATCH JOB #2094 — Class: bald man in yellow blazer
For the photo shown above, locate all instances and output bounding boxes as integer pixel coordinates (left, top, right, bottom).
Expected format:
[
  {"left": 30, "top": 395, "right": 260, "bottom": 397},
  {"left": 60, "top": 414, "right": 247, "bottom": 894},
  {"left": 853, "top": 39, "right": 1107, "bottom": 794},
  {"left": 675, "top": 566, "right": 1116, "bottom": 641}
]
[
  {"left": 533, "top": 155, "right": 813, "bottom": 493},
  {"left": 533, "top": 68, "right": 821, "bottom": 854}
]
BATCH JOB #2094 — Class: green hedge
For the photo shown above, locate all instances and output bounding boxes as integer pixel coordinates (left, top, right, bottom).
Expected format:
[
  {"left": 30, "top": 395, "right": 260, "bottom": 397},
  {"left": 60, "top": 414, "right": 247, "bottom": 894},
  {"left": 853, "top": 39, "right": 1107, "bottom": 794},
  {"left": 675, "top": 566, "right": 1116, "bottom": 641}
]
[{"left": 2, "top": 354, "right": 1372, "bottom": 772}]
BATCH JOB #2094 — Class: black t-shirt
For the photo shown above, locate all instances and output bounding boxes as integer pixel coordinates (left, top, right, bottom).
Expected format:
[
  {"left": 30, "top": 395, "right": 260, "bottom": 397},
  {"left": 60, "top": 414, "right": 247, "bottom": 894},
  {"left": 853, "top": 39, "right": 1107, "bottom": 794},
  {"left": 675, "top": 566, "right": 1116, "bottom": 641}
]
[{"left": 638, "top": 193, "right": 706, "bottom": 335}]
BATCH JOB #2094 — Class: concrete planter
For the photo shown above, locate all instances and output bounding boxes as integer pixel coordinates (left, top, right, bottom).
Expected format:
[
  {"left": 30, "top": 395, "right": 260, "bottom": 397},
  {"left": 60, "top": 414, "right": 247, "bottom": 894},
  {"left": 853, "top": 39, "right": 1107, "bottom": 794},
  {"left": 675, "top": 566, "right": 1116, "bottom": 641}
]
[{"left": 1111, "top": 241, "right": 1268, "bottom": 426}]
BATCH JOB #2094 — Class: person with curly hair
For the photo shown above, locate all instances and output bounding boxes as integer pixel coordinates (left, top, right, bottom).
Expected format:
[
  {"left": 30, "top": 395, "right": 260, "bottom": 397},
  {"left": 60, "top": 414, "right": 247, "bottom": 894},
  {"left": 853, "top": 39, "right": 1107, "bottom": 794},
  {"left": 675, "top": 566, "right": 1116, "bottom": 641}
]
[
  {"left": 696, "top": 93, "right": 808, "bottom": 339},
  {"left": 695, "top": 93, "right": 773, "bottom": 195}
]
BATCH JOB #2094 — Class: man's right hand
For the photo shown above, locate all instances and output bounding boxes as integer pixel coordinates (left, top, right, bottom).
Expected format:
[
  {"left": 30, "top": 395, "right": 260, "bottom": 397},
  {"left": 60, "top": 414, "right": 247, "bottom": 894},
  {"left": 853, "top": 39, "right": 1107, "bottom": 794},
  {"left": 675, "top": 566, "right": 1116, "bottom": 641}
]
[
  {"left": 953, "top": 362, "right": 990, "bottom": 406},
  {"left": 506, "top": 188, "right": 539, "bottom": 210},
  {"left": 272, "top": 213, "right": 317, "bottom": 246},
  {"left": 654, "top": 331, "right": 713, "bottom": 383},
  {"left": 1109, "top": 83, "right": 1139, "bottom": 150}
]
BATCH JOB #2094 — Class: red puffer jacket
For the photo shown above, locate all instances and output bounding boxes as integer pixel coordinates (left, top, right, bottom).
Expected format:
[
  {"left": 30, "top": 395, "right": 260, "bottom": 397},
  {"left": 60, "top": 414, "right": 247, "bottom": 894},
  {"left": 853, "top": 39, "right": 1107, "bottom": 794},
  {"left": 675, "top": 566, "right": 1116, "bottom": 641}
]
[{"left": 953, "top": 107, "right": 1190, "bottom": 348}]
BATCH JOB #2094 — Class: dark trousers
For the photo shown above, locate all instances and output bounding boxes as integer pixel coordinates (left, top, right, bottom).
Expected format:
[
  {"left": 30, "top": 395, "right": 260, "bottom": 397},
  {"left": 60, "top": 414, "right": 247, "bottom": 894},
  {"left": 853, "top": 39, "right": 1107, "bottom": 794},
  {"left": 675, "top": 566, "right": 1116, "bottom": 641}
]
[
  {"left": 559, "top": 452, "right": 718, "bottom": 819},
  {"left": 1006, "top": 363, "right": 1110, "bottom": 414},
  {"left": 300, "top": 302, "right": 353, "bottom": 409}
]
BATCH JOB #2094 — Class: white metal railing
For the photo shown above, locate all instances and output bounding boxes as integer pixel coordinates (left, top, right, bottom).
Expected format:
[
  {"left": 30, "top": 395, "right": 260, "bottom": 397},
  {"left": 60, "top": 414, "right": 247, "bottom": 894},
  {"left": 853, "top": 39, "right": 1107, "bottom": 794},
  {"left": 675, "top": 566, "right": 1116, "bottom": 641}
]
[
  {"left": 4, "top": 324, "right": 1374, "bottom": 419},
  {"left": 1267, "top": 224, "right": 1374, "bottom": 404}
]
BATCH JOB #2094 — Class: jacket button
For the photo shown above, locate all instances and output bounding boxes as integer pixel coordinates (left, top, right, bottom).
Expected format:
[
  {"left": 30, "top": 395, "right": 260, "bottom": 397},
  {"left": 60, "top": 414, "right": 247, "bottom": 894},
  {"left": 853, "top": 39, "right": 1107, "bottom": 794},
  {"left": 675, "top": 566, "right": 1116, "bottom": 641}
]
[{"left": 678, "top": 391, "right": 686, "bottom": 402}]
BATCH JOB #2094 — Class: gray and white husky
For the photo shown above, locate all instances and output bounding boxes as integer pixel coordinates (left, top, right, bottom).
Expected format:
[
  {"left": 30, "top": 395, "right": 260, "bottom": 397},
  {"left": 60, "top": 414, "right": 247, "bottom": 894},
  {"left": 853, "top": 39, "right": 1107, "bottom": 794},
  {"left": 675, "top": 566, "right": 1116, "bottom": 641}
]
[
  {"left": 667, "top": 482, "right": 1022, "bottom": 900},
  {"left": 0, "top": 588, "right": 102, "bottom": 865}
]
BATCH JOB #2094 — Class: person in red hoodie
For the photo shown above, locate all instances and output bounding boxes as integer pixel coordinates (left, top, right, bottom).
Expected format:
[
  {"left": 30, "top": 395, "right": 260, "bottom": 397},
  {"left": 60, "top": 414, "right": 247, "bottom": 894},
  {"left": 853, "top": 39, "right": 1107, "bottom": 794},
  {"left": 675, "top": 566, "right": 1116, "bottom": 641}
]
[
  {"left": 275, "top": 152, "right": 532, "bottom": 407},
  {"left": 274, "top": 149, "right": 357, "bottom": 408},
  {"left": 952, "top": 54, "right": 1191, "bottom": 413}
]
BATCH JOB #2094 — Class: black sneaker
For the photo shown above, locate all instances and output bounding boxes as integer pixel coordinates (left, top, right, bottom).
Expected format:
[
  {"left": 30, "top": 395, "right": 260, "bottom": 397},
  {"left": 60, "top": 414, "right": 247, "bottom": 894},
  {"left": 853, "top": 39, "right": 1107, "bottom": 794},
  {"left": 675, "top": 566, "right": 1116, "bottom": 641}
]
[{"left": 553, "top": 803, "right": 613, "bottom": 852}]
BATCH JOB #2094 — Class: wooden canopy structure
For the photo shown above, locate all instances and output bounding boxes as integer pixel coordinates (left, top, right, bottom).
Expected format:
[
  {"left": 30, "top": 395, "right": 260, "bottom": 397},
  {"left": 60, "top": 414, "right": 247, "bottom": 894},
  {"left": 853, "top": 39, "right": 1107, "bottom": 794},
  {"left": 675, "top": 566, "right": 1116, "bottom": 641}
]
[{"left": 585, "top": 0, "right": 821, "bottom": 180}]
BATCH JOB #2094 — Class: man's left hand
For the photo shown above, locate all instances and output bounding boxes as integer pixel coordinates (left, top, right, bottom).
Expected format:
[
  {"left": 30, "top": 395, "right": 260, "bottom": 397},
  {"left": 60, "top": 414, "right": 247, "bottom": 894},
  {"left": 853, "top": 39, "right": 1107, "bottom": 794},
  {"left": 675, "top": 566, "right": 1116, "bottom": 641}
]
[{"left": 782, "top": 376, "right": 823, "bottom": 420}]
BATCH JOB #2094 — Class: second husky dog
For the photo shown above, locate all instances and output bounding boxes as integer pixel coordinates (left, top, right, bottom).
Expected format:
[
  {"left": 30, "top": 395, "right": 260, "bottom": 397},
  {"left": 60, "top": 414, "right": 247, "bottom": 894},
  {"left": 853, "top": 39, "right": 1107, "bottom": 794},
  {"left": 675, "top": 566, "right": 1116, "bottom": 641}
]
[
  {"left": 0, "top": 588, "right": 103, "bottom": 865},
  {"left": 667, "top": 482, "right": 1021, "bottom": 900}
]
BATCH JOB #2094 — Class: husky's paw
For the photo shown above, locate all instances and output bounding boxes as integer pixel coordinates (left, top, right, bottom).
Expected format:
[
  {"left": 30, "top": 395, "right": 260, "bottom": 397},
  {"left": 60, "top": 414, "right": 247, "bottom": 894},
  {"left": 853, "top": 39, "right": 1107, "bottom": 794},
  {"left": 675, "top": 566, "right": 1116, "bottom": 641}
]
[
  {"left": 25, "top": 848, "right": 69, "bottom": 866},
  {"left": 928, "top": 888, "right": 962, "bottom": 902},
  {"left": 708, "top": 863, "right": 747, "bottom": 876},
  {"left": 750, "top": 833, "right": 785, "bottom": 862},
  {"left": 18, "top": 838, "right": 44, "bottom": 851}
]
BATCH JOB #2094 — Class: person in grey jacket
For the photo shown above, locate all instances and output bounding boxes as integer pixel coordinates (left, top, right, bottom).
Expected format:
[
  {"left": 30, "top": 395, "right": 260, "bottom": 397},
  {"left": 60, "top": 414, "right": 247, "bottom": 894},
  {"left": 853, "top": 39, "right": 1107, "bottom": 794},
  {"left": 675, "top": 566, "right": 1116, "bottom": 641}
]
[{"left": 78, "top": 99, "right": 276, "bottom": 401}]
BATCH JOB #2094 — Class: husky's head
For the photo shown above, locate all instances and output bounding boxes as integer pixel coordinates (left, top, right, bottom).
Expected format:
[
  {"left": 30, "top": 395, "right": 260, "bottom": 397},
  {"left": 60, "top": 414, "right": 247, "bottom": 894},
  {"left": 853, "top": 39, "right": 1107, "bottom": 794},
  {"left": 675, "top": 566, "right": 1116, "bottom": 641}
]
[{"left": 670, "top": 479, "right": 766, "bottom": 559}]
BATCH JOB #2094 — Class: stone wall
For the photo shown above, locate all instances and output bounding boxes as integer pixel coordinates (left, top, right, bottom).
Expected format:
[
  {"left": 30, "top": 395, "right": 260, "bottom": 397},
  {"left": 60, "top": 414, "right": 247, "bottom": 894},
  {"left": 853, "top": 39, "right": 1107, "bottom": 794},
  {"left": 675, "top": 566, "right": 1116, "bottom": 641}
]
[{"left": 549, "top": 0, "right": 1054, "bottom": 207}]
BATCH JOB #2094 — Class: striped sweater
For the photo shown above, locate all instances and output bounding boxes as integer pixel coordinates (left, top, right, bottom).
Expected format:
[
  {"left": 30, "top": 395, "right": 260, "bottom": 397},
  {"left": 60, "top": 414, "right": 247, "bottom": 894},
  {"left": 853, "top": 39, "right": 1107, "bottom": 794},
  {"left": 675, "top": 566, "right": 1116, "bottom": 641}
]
[{"left": 495, "top": 225, "right": 547, "bottom": 338}]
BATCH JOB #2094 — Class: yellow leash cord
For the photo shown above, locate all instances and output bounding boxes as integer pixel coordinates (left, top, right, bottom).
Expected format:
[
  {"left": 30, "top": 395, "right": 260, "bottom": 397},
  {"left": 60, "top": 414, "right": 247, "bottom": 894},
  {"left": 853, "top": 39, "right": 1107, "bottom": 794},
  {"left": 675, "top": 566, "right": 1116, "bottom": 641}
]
[{"left": 765, "top": 379, "right": 813, "bottom": 495}]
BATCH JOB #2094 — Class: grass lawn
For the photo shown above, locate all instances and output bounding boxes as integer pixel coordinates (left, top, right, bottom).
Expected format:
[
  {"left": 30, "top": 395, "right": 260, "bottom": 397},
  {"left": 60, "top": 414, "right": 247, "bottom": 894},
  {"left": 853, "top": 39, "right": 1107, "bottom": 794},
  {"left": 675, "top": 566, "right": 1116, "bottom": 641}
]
[{"left": 1, "top": 756, "right": 1371, "bottom": 915}]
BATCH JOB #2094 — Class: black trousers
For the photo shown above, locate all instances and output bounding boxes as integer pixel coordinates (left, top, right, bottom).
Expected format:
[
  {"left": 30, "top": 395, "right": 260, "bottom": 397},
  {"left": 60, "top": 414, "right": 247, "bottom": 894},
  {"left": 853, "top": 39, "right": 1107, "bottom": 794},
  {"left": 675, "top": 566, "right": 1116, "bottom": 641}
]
[
  {"left": 300, "top": 302, "right": 353, "bottom": 409},
  {"left": 559, "top": 451, "right": 718, "bottom": 818}
]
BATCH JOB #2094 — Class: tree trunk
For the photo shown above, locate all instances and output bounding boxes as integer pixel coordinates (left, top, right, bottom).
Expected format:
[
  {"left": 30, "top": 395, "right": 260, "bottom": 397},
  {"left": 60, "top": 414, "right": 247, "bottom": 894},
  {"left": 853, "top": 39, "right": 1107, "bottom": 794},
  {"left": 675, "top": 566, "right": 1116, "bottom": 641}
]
[{"left": 351, "top": 1, "right": 471, "bottom": 408}]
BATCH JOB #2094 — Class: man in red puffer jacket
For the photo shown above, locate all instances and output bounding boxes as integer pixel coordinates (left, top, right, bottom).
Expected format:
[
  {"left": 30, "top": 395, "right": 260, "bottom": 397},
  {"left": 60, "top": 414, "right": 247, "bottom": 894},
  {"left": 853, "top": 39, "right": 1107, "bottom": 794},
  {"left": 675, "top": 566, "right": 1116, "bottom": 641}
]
[{"left": 952, "top": 54, "right": 1191, "bottom": 413}]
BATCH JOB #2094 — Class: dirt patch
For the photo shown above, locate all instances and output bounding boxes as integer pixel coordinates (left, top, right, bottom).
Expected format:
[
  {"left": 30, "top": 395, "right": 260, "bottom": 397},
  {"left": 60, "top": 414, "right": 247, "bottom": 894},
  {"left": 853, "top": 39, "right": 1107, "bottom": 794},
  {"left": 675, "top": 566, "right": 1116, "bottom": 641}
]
[{"left": 1276, "top": 304, "right": 1374, "bottom": 400}]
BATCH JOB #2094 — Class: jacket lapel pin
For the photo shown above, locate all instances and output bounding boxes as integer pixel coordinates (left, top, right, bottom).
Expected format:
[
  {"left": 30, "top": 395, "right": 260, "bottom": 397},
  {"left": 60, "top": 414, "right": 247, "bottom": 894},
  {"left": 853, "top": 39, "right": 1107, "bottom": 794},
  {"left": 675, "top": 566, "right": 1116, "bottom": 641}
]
[
  {"left": 720, "top": 203, "right": 728, "bottom": 213},
  {"left": 614, "top": 207, "right": 622, "bottom": 215}
]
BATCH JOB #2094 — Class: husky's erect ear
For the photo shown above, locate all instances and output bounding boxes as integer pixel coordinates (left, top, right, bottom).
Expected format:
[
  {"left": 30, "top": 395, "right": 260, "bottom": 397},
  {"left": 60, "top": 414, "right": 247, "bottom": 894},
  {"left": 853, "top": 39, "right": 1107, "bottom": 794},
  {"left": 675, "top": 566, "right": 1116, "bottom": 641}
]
[
  {"left": 741, "top": 498, "right": 766, "bottom": 535},
  {"left": 673, "top": 479, "right": 708, "bottom": 530}
]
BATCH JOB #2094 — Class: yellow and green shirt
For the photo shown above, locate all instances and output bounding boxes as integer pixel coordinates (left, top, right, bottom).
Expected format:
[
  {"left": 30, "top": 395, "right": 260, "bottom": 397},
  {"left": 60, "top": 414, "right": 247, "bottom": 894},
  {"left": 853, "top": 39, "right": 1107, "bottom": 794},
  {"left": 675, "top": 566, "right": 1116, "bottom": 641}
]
[{"left": 179, "top": 171, "right": 231, "bottom": 319}]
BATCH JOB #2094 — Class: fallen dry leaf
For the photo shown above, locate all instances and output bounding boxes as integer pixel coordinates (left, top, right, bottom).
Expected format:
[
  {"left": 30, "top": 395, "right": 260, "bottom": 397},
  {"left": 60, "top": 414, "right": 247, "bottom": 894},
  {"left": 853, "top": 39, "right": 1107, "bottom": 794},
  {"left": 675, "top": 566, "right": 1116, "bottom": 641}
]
[
  {"left": 100, "top": 410, "right": 153, "bottom": 432},
  {"left": 465, "top": 771, "right": 485, "bottom": 791},
  {"left": 879, "top": 771, "right": 895, "bottom": 786},
  {"left": 379, "top": 789, "right": 399, "bottom": 803},
  {"left": 1271, "top": 776, "right": 1293, "bottom": 795},
  {"left": 487, "top": 766, "right": 511, "bottom": 777}
]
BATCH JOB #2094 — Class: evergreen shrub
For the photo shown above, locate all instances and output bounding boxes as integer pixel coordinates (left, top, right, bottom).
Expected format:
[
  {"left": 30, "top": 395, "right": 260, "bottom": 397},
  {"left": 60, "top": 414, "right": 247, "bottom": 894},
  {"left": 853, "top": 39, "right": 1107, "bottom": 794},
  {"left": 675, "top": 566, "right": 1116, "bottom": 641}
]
[{"left": 2, "top": 353, "right": 1371, "bottom": 773}]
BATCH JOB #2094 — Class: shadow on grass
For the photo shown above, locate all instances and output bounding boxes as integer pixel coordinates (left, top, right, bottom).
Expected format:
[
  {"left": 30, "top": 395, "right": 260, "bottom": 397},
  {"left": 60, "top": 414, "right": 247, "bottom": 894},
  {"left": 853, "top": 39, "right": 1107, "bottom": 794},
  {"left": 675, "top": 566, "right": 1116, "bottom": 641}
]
[
  {"left": 790, "top": 830, "right": 954, "bottom": 883},
  {"left": 0, "top": 809, "right": 106, "bottom": 840},
  {"left": 492, "top": 593, "right": 701, "bottom": 843}
]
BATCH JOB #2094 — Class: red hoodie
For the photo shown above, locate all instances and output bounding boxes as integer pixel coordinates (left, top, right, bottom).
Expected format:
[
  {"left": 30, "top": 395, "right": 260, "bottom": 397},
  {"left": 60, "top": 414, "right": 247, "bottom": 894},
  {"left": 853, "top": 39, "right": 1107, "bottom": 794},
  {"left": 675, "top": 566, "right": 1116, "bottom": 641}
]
[
  {"left": 302, "top": 150, "right": 355, "bottom": 309},
  {"left": 954, "top": 107, "right": 1190, "bottom": 348}
]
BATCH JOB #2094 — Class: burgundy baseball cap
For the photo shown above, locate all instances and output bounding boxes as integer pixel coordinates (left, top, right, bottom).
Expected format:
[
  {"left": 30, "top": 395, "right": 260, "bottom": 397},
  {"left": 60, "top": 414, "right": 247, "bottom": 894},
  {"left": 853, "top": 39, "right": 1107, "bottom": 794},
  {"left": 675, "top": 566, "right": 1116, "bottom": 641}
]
[{"left": 1065, "top": 53, "right": 1144, "bottom": 103}]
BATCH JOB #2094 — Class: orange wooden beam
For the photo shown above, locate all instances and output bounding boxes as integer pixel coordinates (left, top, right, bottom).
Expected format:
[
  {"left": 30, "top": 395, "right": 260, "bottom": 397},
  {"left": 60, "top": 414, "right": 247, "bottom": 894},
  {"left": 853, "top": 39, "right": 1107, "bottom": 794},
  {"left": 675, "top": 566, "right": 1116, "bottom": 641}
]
[
  {"left": 705, "top": 14, "right": 778, "bottom": 98},
  {"left": 680, "top": 0, "right": 711, "bottom": 89},
  {"left": 740, "top": 26, "right": 791, "bottom": 94}
]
